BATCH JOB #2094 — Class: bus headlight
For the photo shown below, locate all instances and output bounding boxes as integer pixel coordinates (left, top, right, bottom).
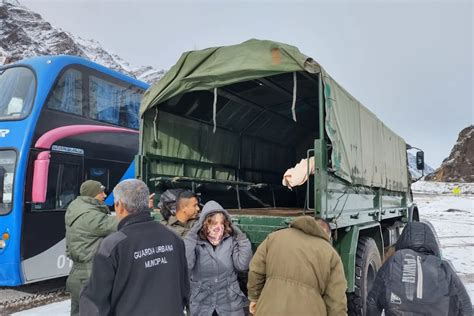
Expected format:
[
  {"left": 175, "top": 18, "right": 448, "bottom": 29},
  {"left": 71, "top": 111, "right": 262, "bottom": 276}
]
[{"left": 0, "top": 232, "right": 8, "bottom": 249}]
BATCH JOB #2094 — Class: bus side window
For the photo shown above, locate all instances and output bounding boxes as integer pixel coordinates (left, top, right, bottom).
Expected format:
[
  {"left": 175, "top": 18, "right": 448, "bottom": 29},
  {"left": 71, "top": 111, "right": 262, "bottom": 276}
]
[
  {"left": 32, "top": 162, "right": 80, "bottom": 211},
  {"left": 58, "top": 164, "right": 80, "bottom": 208},
  {"left": 45, "top": 66, "right": 143, "bottom": 130},
  {"left": 120, "top": 90, "right": 140, "bottom": 129},
  {"left": 46, "top": 69, "right": 83, "bottom": 116},
  {"left": 89, "top": 76, "right": 121, "bottom": 125},
  {"left": 89, "top": 76, "right": 141, "bottom": 129}
]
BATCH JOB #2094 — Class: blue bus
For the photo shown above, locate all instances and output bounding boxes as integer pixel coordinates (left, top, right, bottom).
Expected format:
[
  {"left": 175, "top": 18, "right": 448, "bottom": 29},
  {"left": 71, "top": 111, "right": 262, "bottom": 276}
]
[{"left": 0, "top": 56, "right": 149, "bottom": 286}]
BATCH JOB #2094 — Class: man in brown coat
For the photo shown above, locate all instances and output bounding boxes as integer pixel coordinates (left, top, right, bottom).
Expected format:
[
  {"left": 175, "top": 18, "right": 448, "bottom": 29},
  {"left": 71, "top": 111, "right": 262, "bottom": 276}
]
[{"left": 247, "top": 216, "right": 347, "bottom": 316}]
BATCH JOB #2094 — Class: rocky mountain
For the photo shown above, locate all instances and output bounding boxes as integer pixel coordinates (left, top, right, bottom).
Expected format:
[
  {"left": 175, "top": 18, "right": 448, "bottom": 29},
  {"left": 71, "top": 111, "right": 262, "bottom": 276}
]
[
  {"left": 425, "top": 125, "right": 474, "bottom": 182},
  {"left": 0, "top": 0, "right": 164, "bottom": 83}
]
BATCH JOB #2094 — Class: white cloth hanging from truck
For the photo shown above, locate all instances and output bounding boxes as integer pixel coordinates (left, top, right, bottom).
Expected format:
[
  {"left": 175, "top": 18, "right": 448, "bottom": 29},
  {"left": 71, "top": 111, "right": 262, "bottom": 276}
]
[{"left": 282, "top": 157, "right": 315, "bottom": 189}]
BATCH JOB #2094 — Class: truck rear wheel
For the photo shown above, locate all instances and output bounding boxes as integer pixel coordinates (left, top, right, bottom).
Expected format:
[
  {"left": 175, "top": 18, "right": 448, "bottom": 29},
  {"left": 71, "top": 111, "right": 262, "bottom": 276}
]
[{"left": 347, "top": 237, "right": 382, "bottom": 316}]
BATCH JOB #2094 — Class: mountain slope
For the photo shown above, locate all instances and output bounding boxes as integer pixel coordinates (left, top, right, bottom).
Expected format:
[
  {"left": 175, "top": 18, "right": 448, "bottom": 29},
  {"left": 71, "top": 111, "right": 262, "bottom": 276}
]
[
  {"left": 0, "top": 0, "right": 164, "bottom": 83},
  {"left": 425, "top": 125, "right": 474, "bottom": 182}
]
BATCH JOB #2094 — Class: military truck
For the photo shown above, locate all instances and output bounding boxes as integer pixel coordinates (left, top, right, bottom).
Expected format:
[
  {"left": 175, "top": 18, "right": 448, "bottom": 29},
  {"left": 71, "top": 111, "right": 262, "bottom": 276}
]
[{"left": 137, "top": 39, "right": 423, "bottom": 315}]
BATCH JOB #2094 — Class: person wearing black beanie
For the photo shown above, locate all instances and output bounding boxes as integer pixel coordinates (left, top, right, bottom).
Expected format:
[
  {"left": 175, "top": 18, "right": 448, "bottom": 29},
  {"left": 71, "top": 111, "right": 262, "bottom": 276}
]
[{"left": 65, "top": 179, "right": 117, "bottom": 316}]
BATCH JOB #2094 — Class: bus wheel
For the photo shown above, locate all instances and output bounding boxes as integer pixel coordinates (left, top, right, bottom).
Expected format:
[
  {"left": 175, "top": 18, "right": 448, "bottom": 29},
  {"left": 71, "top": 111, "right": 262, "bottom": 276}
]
[{"left": 347, "top": 237, "right": 381, "bottom": 316}]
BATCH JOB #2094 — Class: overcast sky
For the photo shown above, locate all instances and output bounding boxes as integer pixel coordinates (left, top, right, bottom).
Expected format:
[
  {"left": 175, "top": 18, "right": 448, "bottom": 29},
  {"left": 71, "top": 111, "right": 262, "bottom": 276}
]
[{"left": 22, "top": 0, "right": 473, "bottom": 168}]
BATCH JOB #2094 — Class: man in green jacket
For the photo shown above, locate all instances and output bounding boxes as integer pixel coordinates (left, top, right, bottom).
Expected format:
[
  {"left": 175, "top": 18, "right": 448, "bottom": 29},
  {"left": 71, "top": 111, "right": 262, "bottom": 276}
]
[
  {"left": 65, "top": 180, "right": 117, "bottom": 316},
  {"left": 247, "top": 216, "right": 348, "bottom": 316},
  {"left": 160, "top": 190, "right": 199, "bottom": 237}
]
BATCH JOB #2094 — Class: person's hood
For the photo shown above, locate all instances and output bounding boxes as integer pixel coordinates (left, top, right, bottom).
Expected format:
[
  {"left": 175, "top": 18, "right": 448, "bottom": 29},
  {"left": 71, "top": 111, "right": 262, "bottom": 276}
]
[
  {"left": 395, "top": 221, "right": 440, "bottom": 256},
  {"left": 289, "top": 216, "right": 330, "bottom": 242},
  {"left": 194, "top": 200, "right": 232, "bottom": 231},
  {"left": 65, "top": 196, "right": 109, "bottom": 226}
]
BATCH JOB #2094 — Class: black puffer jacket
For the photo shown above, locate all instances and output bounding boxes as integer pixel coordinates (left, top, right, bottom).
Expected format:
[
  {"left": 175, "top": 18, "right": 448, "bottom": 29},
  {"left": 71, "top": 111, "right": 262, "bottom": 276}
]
[
  {"left": 79, "top": 211, "right": 190, "bottom": 316},
  {"left": 367, "top": 221, "right": 472, "bottom": 316}
]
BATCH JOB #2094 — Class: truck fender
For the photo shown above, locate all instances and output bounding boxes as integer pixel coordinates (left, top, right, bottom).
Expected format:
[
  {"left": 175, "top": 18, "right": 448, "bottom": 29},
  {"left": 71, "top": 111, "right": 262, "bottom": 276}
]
[{"left": 336, "top": 222, "right": 383, "bottom": 292}]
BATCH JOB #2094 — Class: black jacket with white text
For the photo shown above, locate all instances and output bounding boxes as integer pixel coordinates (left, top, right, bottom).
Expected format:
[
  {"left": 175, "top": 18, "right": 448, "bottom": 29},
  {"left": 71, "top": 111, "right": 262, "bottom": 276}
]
[
  {"left": 79, "top": 211, "right": 190, "bottom": 316},
  {"left": 367, "top": 221, "right": 472, "bottom": 316}
]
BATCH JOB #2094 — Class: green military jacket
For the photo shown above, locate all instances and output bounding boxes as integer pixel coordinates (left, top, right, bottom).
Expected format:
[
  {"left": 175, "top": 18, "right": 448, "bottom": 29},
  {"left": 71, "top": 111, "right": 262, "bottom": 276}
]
[
  {"left": 65, "top": 196, "right": 117, "bottom": 266},
  {"left": 248, "top": 216, "right": 348, "bottom": 316},
  {"left": 160, "top": 215, "right": 196, "bottom": 237}
]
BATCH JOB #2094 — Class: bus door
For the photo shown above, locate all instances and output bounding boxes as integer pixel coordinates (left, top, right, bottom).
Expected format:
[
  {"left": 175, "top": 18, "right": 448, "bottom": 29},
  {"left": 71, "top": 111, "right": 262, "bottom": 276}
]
[{"left": 22, "top": 150, "right": 83, "bottom": 282}]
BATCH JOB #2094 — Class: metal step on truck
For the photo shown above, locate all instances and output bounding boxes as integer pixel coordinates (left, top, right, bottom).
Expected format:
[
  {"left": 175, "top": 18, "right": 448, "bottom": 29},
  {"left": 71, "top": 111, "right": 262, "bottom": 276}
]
[{"left": 136, "top": 39, "right": 424, "bottom": 315}]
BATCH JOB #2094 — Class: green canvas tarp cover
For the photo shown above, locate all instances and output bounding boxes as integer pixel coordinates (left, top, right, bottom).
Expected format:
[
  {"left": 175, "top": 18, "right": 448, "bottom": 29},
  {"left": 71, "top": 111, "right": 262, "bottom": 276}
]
[{"left": 140, "top": 39, "right": 408, "bottom": 191}]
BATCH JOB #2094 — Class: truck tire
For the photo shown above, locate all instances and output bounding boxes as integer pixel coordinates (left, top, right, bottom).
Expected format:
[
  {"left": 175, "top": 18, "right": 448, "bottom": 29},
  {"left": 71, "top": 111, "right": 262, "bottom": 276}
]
[{"left": 347, "top": 237, "right": 382, "bottom": 316}]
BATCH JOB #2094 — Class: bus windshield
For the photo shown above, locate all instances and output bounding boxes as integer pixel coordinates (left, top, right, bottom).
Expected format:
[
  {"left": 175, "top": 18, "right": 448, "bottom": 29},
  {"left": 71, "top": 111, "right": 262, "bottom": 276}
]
[
  {"left": 0, "top": 150, "right": 16, "bottom": 215},
  {"left": 0, "top": 67, "right": 36, "bottom": 121}
]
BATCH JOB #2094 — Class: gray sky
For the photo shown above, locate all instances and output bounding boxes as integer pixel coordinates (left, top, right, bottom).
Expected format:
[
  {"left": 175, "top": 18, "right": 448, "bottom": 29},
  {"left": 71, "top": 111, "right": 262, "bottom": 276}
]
[{"left": 22, "top": 0, "right": 473, "bottom": 168}]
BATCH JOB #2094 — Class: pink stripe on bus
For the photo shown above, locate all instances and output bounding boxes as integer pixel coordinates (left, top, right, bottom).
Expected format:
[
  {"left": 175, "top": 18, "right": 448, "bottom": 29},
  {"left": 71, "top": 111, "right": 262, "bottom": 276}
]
[
  {"left": 34, "top": 125, "right": 138, "bottom": 149},
  {"left": 31, "top": 125, "right": 138, "bottom": 203}
]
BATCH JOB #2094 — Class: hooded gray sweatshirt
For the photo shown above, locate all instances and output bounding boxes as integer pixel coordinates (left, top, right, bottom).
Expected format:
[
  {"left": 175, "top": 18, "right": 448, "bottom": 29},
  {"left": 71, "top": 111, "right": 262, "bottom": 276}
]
[{"left": 184, "top": 200, "right": 252, "bottom": 316}]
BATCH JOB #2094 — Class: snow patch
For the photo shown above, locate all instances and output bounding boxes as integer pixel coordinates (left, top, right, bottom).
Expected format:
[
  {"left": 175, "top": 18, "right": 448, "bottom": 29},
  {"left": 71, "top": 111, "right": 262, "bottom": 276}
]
[
  {"left": 414, "top": 193, "right": 474, "bottom": 300},
  {"left": 412, "top": 181, "right": 474, "bottom": 195}
]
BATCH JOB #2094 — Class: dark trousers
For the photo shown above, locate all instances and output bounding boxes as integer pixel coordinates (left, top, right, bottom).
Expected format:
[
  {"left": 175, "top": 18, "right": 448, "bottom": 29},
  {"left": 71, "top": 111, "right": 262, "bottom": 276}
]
[{"left": 66, "top": 263, "right": 91, "bottom": 316}]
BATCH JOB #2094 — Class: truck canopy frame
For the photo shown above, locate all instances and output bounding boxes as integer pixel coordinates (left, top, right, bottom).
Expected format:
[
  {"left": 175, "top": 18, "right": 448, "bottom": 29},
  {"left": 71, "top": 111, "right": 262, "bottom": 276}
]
[{"left": 139, "top": 39, "right": 408, "bottom": 193}]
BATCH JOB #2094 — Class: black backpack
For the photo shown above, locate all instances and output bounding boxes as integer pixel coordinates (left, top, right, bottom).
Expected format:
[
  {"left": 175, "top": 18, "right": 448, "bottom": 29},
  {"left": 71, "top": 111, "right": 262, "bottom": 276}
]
[
  {"left": 157, "top": 189, "right": 186, "bottom": 220},
  {"left": 385, "top": 249, "right": 450, "bottom": 315}
]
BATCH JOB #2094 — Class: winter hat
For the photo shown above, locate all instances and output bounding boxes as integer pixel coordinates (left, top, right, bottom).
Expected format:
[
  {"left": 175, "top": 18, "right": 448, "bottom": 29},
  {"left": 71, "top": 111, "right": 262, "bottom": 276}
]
[{"left": 80, "top": 180, "right": 105, "bottom": 197}]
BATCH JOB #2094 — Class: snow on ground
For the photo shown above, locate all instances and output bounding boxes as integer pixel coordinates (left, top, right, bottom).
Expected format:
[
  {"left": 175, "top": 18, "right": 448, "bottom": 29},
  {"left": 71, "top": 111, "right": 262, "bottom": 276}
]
[
  {"left": 413, "top": 181, "right": 474, "bottom": 300},
  {"left": 412, "top": 180, "right": 474, "bottom": 195},
  {"left": 13, "top": 181, "right": 474, "bottom": 314}
]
